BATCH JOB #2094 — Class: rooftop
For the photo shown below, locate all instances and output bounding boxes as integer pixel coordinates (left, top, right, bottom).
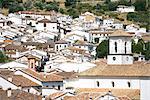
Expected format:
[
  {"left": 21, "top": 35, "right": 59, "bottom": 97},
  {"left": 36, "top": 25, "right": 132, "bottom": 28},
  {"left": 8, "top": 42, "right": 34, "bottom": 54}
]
[
  {"left": 0, "top": 89, "right": 42, "bottom": 100},
  {"left": 20, "top": 69, "right": 63, "bottom": 82},
  {"left": 79, "top": 59, "right": 150, "bottom": 77},
  {"left": 76, "top": 88, "right": 139, "bottom": 100},
  {"left": 110, "top": 30, "right": 133, "bottom": 37}
]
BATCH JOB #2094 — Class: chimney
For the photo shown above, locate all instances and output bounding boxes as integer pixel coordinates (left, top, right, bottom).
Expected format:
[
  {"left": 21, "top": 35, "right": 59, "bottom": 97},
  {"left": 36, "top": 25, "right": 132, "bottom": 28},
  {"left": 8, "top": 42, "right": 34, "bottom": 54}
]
[
  {"left": 44, "top": 74, "right": 47, "bottom": 78},
  {"left": 7, "top": 88, "right": 12, "bottom": 97},
  {"left": 8, "top": 77, "right": 12, "bottom": 82},
  {"left": 18, "top": 84, "right": 22, "bottom": 90}
]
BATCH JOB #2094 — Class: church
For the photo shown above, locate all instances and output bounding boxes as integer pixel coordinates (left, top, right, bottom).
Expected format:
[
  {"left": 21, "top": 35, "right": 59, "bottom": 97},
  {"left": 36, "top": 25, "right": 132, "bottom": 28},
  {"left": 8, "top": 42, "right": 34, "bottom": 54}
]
[{"left": 64, "top": 30, "right": 150, "bottom": 100}]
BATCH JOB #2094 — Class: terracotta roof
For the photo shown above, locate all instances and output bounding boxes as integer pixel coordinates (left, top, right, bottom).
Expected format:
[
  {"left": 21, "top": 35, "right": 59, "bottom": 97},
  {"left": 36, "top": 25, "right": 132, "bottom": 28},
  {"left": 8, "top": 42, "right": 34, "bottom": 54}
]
[
  {"left": 110, "top": 30, "right": 133, "bottom": 37},
  {"left": 46, "top": 92, "right": 67, "bottom": 100},
  {"left": 76, "top": 88, "right": 140, "bottom": 100},
  {"left": 38, "top": 18, "right": 56, "bottom": 23},
  {"left": 11, "top": 75, "right": 40, "bottom": 87},
  {"left": 19, "top": 11, "right": 57, "bottom": 15},
  {"left": 79, "top": 60, "right": 150, "bottom": 77},
  {"left": 4, "top": 44, "right": 27, "bottom": 52},
  {"left": 73, "top": 40, "right": 95, "bottom": 46},
  {"left": 142, "top": 34, "right": 150, "bottom": 42},
  {"left": 90, "top": 31, "right": 112, "bottom": 34},
  {"left": 0, "top": 89, "right": 42, "bottom": 100},
  {"left": 67, "top": 46, "right": 86, "bottom": 52},
  {"left": 64, "top": 92, "right": 101, "bottom": 100},
  {"left": 65, "top": 34, "right": 84, "bottom": 38},
  {"left": 55, "top": 72, "right": 77, "bottom": 79},
  {"left": 0, "top": 69, "right": 14, "bottom": 77},
  {"left": 21, "top": 69, "right": 63, "bottom": 82},
  {"left": 55, "top": 40, "right": 69, "bottom": 44}
]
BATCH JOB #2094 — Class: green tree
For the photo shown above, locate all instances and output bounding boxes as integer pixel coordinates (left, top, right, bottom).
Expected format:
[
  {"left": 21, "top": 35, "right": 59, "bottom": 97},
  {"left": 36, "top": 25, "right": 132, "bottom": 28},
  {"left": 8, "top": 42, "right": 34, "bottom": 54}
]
[
  {"left": 108, "top": 2, "right": 118, "bottom": 11},
  {"left": 132, "top": 39, "right": 145, "bottom": 54},
  {"left": 34, "top": 0, "right": 45, "bottom": 10},
  {"left": 143, "top": 42, "right": 150, "bottom": 60},
  {"left": 67, "top": 8, "right": 79, "bottom": 18},
  {"left": 133, "top": 0, "right": 147, "bottom": 11},
  {"left": 23, "top": 0, "right": 33, "bottom": 10},
  {"left": 59, "top": 8, "right": 65, "bottom": 14},
  {"left": 0, "top": 51, "right": 8, "bottom": 63},
  {"left": 8, "top": 1, "right": 24, "bottom": 13},
  {"left": 118, "top": 0, "right": 131, "bottom": 6},
  {"left": 96, "top": 40, "right": 109, "bottom": 58},
  {"left": 65, "top": 0, "right": 76, "bottom": 7},
  {"left": 45, "top": 2, "right": 59, "bottom": 11}
]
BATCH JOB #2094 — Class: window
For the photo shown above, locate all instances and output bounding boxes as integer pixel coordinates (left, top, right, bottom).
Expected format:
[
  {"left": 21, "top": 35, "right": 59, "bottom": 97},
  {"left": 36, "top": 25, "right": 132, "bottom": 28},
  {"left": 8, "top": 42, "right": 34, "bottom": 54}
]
[
  {"left": 44, "top": 23, "right": 46, "bottom": 27},
  {"left": 126, "top": 57, "right": 129, "bottom": 61},
  {"left": 112, "top": 81, "right": 115, "bottom": 87},
  {"left": 125, "top": 42, "right": 127, "bottom": 54},
  {"left": 113, "top": 57, "right": 116, "bottom": 61},
  {"left": 94, "top": 38, "right": 99, "bottom": 43},
  {"left": 52, "top": 85, "right": 55, "bottom": 88},
  {"left": 31, "top": 63, "right": 34, "bottom": 68},
  {"left": 56, "top": 45, "right": 58, "bottom": 50},
  {"left": 96, "top": 81, "right": 100, "bottom": 87},
  {"left": 115, "top": 42, "right": 117, "bottom": 53},
  {"left": 127, "top": 82, "right": 131, "bottom": 88},
  {"left": 58, "top": 85, "right": 60, "bottom": 90},
  {"left": 28, "top": 89, "right": 30, "bottom": 92}
]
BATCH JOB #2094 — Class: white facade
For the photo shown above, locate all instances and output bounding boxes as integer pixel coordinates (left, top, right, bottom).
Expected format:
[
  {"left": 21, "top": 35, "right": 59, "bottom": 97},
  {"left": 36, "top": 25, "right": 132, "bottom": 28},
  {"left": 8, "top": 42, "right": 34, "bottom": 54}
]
[
  {"left": 65, "top": 77, "right": 140, "bottom": 89},
  {"left": 107, "top": 36, "right": 133, "bottom": 65},
  {"left": 36, "top": 22, "right": 58, "bottom": 32},
  {"left": 117, "top": 5, "right": 135, "bottom": 13},
  {"left": 0, "top": 77, "right": 18, "bottom": 90},
  {"left": 55, "top": 43, "right": 69, "bottom": 51}
]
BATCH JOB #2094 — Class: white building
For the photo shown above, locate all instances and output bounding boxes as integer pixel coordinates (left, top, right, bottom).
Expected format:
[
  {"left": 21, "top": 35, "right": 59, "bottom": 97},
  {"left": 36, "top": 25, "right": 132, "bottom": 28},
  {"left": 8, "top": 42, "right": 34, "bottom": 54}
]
[
  {"left": 64, "top": 30, "right": 150, "bottom": 100},
  {"left": 117, "top": 5, "right": 135, "bottom": 13},
  {"left": 107, "top": 30, "right": 133, "bottom": 65},
  {"left": 35, "top": 18, "right": 58, "bottom": 32}
]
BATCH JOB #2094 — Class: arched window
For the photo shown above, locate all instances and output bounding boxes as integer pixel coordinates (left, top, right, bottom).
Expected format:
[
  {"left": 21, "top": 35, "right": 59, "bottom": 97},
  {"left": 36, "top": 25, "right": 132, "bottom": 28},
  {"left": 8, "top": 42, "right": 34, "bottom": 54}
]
[
  {"left": 97, "top": 81, "right": 100, "bottom": 87},
  {"left": 112, "top": 81, "right": 115, "bottom": 87},
  {"left": 115, "top": 42, "right": 117, "bottom": 53},
  {"left": 127, "top": 81, "right": 131, "bottom": 88},
  {"left": 125, "top": 42, "right": 127, "bottom": 54},
  {"left": 58, "top": 85, "right": 61, "bottom": 90}
]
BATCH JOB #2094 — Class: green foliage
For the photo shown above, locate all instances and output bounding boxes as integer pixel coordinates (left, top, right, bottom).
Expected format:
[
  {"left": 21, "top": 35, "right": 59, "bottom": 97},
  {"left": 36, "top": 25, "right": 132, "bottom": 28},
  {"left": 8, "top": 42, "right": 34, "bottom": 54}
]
[
  {"left": 118, "top": 0, "right": 131, "bottom": 6},
  {"left": 0, "top": 51, "right": 8, "bottom": 63},
  {"left": 108, "top": 2, "right": 118, "bottom": 11},
  {"left": 96, "top": 40, "right": 109, "bottom": 58},
  {"left": 45, "top": 2, "right": 59, "bottom": 11},
  {"left": 143, "top": 42, "right": 150, "bottom": 60},
  {"left": 132, "top": 39, "right": 144, "bottom": 54},
  {"left": 23, "top": 0, "right": 33, "bottom": 10},
  {"left": 132, "top": 39, "right": 150, "bottom": 60},
  {"left": 34, "top": 0, "right": 45, "bottom": 10},
  {"left": 127, "top": 12, "right": 150, "bottom": 30},
  {"left": 65, "top": 0, "right": 76, "bottom": 7},
  {"left": 133, "top": 0, "right": 147, "bottom": 11},
  {"left": 59, "top": 8, "right": 65, "bottom": 14},
  {"left": 67, "top": 8, "right": 79, "bottom": 18}
]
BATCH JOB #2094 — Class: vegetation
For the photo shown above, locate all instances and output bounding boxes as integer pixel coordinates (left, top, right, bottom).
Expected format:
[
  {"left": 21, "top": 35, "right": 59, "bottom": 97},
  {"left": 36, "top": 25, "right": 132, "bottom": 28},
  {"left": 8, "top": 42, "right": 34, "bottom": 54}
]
[
  {"left": 0, "top": 0, "right": 149, "bottom": 28},
  {"left": 96, "top": 39, "right": 150, "bottom": 60},
  {"left": 127, "top": 12, "right": 150, "bottom": 31},
  {"left": 132, "top": 39, "right": 150, "bottom": 60},
  {"left": 0, "top": 50, "right": 9, "bottom": 63},
  {"left": 96, "top": 40, "right": 108, "bottom": 58}
]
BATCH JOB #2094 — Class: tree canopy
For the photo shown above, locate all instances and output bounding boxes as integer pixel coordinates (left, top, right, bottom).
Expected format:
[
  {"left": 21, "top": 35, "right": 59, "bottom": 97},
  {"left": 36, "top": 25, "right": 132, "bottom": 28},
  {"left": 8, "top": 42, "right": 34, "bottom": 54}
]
[
  {"left": 96, "top": 40, "right": 109, "bottom": 58},
  {"left": 0, "top": 51, "right": 8, "bottom": 63}
]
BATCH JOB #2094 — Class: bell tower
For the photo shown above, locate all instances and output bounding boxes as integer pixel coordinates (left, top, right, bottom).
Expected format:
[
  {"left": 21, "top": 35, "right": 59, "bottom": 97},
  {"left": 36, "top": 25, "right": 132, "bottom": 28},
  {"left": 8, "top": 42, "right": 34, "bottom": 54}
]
[{"left": 107, "top": 30, "right": 133, "bottom": 65}]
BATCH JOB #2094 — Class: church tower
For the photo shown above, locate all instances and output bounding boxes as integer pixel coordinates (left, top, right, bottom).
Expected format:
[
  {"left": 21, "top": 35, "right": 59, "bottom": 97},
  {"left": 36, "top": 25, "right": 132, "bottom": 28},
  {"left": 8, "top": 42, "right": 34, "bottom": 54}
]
[{"left": 107, "top": 30, "right": 133, "bottom": 65}]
